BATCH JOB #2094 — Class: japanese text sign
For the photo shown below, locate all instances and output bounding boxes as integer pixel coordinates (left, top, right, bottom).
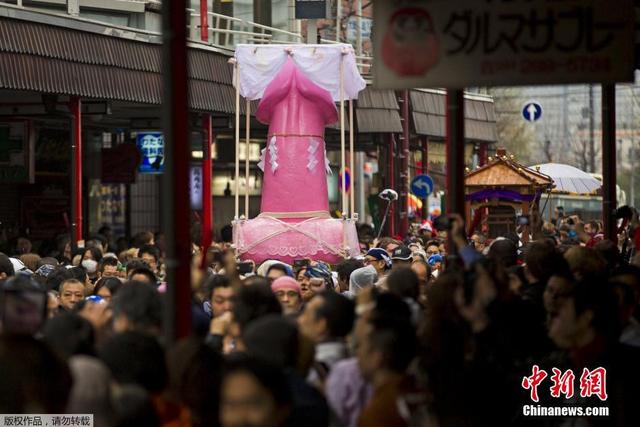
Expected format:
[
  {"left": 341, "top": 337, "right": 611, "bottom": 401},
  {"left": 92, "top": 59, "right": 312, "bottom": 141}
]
[
  {"left": 373, "top": 0, "right": 634, "bottom": 88},
  {"left": 136, "top": 132, "right": 164, "bottom": 174},
  {"left": 190, "top": 166, "right": 203, "bottom": 210}
]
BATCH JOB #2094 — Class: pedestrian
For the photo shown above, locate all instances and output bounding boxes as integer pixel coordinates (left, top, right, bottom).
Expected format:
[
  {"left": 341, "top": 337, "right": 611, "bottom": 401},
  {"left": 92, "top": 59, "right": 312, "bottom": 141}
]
[
  {"left": 220, "top": 355, "right": 293, "bottom": 427},
  {"left": 271, "top": 276, "right": 303, "bottom": 317},
  {"left": 59, "top": 279, "right": 86, "bottom": 312},
  {"left": 346, "top": 265, "right": 377, "bottom": 298},
  {"left": 298, "top": 291, "right": 355, "bottom": 386}
]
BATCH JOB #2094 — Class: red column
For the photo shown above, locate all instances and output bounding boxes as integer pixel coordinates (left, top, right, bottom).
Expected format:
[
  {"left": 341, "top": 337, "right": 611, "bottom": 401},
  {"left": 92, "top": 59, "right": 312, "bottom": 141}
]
[
  {"left": 202, "top": 114, "right": 213, "bottom": 251},
  {"left": 478, "top": 141, "right": 488, "bottom": 166},
  {"left": 162, "top": 0, "right": 191, "bottom": 341},
  {"left": 200, "top": 0, "right": 209, "bottom": 42},
  {"left": 399, "top": 90, "right": 410, "bottom": 237},
  {"left": 70, "top": 97, "right": 83, "bottom": 244},
  {"left": 521, "top": 201, "right": 530, "bottom": 244},
  {"left": 388, "top": 134, "right": 396, "bottom": 237},
  {"left": 602, "top": 84, "right": 617, "bottom": 241}
]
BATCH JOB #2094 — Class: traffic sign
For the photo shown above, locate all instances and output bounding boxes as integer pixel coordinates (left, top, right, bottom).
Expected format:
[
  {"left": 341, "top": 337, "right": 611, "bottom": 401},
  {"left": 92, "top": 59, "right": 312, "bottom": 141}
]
[
  {"left": 411, "top": 174, "right": 434, "bottom": 198},
  {"left": 522, "top": 102, "right": 542, "bottom": 122},
  {"left": 339, "top": 168, "right": 351, "bottom": 193}
]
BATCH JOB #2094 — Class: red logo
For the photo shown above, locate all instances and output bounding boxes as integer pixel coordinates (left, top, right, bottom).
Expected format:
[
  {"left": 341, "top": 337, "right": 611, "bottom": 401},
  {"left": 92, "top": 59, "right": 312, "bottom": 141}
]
[
  {"left": 579, "top": 367, "right": 608, "bottom": 401},
  {"left": 549, "top": 368, "right": 575, "bottom": 399},
  {"left": 522, "top": 365, "right": 548, "bottom": 402},
  {"left": 522, "top": 366, "right": 608, "bottom": 402}
]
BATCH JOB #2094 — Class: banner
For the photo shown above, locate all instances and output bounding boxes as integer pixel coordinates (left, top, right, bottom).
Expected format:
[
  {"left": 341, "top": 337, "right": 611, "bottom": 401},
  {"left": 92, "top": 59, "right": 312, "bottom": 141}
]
[{"left": 373, "top": 0, "right": 634, "bottom": 88}]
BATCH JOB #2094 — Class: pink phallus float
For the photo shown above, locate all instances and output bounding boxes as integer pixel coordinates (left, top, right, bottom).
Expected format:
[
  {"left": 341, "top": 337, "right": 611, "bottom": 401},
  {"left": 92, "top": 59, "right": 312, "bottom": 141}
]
[{"left": 231, "top": 44, "right": 366, "bottom": 265}]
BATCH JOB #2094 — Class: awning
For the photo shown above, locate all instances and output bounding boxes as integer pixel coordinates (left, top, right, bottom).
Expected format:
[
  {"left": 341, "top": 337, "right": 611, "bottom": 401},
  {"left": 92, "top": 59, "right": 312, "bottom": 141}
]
[
  {"left": 0, "top": 16, "right": 247, "bottom": 114},
  {"left": 410, "top": 90, "right": 497, "bottom": 142},
  {"left": 356, "top": 88, "right": 402, "bottom": 133}
]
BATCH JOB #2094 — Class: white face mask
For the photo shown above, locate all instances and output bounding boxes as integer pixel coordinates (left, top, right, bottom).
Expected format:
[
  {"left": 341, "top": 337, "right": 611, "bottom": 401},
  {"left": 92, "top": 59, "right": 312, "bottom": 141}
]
[{"left": 81, "top": 259, "right": 98, "bottom": 274}]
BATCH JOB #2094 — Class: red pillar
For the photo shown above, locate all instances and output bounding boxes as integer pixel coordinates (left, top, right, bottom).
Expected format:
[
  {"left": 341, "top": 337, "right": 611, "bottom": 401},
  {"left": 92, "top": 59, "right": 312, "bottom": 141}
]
[
  {"left": 399, "top": 90, "right": 410, "bottom": 237},
  {"left": 478, "top": 141, "right": 488, "bottom": 166},
  {"left": 387, "top": 134, "right": 396, "bottom": 237},
  {"left": 602, "top": 84, "right": 617, "bottom": 241},
  {"left": 200, "top": 0, "right": 209, "bottom": 42},
  {"left": 70, "top": 97, "right": 83, "bottom": 245},
  {"left": 521, "top": 201, "right": 530, "bottom": 244},
  {"left": 162, "top": 0, "right": 191, "bottom": 341},
  {"left": 202, "top": 114, "right": 213, "bottom": 251},
  {"left": 446, "top": 90, "right": 465, "bottom": 253}
]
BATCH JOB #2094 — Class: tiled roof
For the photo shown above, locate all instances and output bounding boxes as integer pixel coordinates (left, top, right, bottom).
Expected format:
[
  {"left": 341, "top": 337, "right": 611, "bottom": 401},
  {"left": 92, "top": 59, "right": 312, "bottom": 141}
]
[
  {"left": 410, "top": 90, "right": 498, "bottom": 142},
  {"left": 0, "top": 16, "right": 240, "bottom": 113}
]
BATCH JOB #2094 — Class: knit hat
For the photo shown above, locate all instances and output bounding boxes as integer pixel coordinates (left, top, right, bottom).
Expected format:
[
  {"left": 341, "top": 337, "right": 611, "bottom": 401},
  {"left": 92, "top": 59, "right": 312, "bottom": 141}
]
[{"left": 271, "top": 276, "right": 301, "bottom": 295}]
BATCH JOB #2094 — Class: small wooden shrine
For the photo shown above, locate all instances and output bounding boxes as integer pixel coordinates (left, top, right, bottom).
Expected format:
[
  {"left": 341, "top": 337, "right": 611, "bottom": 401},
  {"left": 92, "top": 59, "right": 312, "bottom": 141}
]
[{"left": 465, "top": 149, "right": 554, "bottom": 241}]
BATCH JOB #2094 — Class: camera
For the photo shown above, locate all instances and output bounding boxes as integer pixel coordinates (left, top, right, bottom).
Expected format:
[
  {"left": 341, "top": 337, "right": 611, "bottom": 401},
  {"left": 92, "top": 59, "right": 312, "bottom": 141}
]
[
  {"left": 517, "top": 215, "right": 530, "bottom": 226},
  {"left": 378, "top": 189, "right": 399, "bottom": 201},
  {"left": 237, "top": 261, "right": 254, "bottom": 275},
  {"left": 293, "top": 259, "right": 310, "bottom": 268}
]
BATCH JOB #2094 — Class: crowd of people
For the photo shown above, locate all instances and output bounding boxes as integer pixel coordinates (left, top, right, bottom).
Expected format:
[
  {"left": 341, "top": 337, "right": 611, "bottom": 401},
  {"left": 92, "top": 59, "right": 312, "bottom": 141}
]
[{"left": 0, "top": 206, "right": 639, "bottom": 427}]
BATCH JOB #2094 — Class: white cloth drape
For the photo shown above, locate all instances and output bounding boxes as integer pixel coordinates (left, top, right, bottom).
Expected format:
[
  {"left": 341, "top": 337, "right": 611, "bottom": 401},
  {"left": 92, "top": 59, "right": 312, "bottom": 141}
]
[{"left": 234, "top": 44, "right": 366, "bottom": 101}]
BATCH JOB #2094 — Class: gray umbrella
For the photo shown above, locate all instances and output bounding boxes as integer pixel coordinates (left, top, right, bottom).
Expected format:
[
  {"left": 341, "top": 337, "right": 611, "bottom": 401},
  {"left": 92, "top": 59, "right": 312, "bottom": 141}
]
[{"left": 529, "top": 163, "right": 601, "bottom": 194}]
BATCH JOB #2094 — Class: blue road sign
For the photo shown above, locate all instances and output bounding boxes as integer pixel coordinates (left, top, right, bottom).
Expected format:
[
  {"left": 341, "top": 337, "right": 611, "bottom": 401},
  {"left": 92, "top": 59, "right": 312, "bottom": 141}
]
[
  {"left": 411, "top": 174, "right": 434, "bottom": 198},
  {"left": 522, "top": 102, "right": 542, "bottom": 122}
]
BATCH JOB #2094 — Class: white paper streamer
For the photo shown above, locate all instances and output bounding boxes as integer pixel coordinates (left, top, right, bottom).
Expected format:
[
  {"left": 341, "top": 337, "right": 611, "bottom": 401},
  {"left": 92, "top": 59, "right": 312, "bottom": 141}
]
[
  {"left": 268, "top": 136, "right": 278, "bottom": 173},
  {"left": 257, "top": 147, "right": 266, "bottom": 172},
  {"left": 307, "top": 138, "right": 320, "bottom": 172},
  {"left": 324, "top": 147, "right": 332, "bottom": 175}
]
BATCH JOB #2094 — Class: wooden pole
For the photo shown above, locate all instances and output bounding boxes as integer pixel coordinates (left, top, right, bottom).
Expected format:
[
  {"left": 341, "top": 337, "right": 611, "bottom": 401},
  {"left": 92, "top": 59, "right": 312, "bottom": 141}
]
[
  {"left": 349, "top": 98, "right": 355, "bottom": 218},
  {"left": 234, "top": 64, "right": 240, "bottom": 219},
  {"left": 245, "top": 98, "right": 250, "bottom": 218},
  {"left": 340, "top": 56, "right": 346, "bottom": 216}
]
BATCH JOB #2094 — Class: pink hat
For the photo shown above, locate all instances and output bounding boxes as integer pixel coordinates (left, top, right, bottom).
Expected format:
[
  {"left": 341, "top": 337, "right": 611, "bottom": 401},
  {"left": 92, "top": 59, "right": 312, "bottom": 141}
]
[{"left": 271, "top": 276, "right": 301, "bottom": 295}]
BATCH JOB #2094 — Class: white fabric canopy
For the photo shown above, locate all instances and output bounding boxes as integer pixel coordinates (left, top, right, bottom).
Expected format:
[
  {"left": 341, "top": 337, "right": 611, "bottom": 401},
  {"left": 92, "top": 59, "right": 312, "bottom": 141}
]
[
  {"left": 233, "top": 44, "right": 366, "bottom": 101},
  {"left": 529, "top": 163, "right": 602, "bottom": 194}
]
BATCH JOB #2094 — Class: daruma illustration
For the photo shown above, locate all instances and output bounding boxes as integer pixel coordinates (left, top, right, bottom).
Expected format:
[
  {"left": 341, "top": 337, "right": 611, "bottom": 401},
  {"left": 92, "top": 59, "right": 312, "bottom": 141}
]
[{"left": 382, "top": 7, "right": 441, "bottom": 77}]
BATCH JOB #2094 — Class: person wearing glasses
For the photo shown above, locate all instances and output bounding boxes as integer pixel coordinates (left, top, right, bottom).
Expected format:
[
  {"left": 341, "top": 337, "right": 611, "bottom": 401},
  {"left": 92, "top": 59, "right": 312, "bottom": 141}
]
[
  {"left": 363, "top": 248, "right": 391, "bottom": 277},
  {"left": 271, "top": 276, "right": 302, "bottom": 317},
  {"left": 425, "top": 241, "right": 441, "bottom": 258}
]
